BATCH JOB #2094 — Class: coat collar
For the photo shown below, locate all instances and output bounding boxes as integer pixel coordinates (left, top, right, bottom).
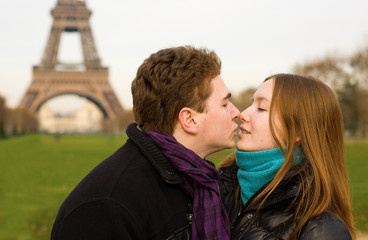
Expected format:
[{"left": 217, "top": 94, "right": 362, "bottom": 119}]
[{"left": 126, "top": 123, "right": 184, "bottom": 185}]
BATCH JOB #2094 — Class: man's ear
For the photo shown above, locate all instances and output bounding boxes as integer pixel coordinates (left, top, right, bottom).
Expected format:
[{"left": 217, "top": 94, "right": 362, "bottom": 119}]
[{"left": 178, "top": 107, "right": 199, "bottom": 134}]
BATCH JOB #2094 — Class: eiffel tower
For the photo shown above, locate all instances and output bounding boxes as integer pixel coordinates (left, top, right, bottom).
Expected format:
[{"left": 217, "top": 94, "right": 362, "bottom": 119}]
[{"left": 19, "top": 0, "right": 123, "bottom": 119}]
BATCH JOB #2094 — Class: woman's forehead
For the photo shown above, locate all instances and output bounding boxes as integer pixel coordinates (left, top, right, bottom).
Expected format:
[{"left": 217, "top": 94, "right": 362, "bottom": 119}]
[{"left": 253, "top": 79, "right": 274, "bottom": 102}]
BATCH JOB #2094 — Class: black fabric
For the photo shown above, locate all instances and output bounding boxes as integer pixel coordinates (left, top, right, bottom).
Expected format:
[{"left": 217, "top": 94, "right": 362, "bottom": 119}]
[
  {"left": 51, "top": 123, "right": 191, "bottom": 240},
  {"left": 219, "top": 163, "right": 352, "bottom": 240}
]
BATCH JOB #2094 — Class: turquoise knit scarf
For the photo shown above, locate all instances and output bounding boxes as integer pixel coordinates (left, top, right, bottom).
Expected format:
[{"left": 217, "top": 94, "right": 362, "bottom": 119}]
[{"left": 236, "top": 148, "right": 303, "bottom": 205}]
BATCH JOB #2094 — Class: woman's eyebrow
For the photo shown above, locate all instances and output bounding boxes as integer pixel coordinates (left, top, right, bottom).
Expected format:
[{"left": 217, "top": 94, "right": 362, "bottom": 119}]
[{"left": 253, "top": 96, "right": 270, "bottom": 103}]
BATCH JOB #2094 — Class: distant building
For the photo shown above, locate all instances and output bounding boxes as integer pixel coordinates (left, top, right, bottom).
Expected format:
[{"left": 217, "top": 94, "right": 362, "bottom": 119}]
[{"left": 39, "top": 101, "right": 103, "bottom": 133}]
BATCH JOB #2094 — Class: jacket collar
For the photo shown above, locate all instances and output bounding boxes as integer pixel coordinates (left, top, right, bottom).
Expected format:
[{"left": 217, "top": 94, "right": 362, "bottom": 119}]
[
  {"left": 126, "top": 123, "right": 184, "bottom": 185},
  {"left": 222, "top": 162, "right": 301, "bottom": 212},
  {"left": 244, "top": 165, "right": 301, "bottom": 211}
]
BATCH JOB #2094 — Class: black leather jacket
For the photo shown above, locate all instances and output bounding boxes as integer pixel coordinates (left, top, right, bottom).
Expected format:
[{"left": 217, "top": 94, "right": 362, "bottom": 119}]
[{"left": 219, "top": 164, "right": 352, "bottom": 240}]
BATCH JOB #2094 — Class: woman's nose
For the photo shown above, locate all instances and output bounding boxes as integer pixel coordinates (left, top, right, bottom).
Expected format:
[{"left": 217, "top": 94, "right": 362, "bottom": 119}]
[{"left": 239, "top": 109, "right": 251, "bottom": 122}]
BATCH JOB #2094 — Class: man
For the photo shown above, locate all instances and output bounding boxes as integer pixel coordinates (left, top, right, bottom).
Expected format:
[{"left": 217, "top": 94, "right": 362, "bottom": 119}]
[{"left": 51, "top": 46, "right": 239, "bottom": 239}]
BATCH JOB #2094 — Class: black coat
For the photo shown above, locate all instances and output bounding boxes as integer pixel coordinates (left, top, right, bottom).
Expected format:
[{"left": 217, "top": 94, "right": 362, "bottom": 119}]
[
  {"left": 51, "top": 123, "right": 191, "bottom": 240},
  {"left": 219, "top": 163, "right": 352, "bottom": 240}
]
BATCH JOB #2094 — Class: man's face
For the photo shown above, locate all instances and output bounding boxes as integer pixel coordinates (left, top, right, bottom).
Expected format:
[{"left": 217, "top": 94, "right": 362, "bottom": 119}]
[{"left": 196, "top": 75, "right": 240, "bottom": 158}]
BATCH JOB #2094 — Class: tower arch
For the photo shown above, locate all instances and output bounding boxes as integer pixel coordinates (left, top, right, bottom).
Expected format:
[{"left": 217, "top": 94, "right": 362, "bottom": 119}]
[
  {"left": 35, "top": 92, "right": 108, "bottom": 118},
  {"left": 19, "top": 0, "right": 123, "bottom": 120}
]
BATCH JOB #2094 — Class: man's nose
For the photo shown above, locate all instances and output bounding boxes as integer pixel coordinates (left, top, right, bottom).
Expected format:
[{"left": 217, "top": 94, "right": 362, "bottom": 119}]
[{"left": 229, "top": 102, "right": 240, "bottom": 120}]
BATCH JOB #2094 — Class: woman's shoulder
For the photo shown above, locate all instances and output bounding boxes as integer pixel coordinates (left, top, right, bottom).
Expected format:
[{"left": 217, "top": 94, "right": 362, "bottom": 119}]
[
  {"left": 299, "top": 212, "right": 352, "bottom": 240},
  {"left": 218, "top": 163, "right": 242, "bottom": 219},
  {"left": 218, "top": 163, "right": 238, "bottom": 196}
]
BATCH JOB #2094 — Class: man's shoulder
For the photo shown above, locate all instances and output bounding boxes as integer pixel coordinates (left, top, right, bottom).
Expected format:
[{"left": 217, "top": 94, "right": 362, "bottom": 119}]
[
  {"left": 54, "top": 126, "right": 186, "bottom": 222},
  {"left": 53, "top": 140, "right": 142, "bottom": 211},
  {"left": 52, "top": 132, "right": 191, "bottom": 240}
]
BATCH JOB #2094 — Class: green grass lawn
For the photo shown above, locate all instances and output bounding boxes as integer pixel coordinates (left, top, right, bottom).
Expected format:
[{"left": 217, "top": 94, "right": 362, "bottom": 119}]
[
  {"left": 0, "top": 134, "right": 124, "bottom": 240},
  {"left": 0, "top": 134, "right": 367, "bottom": 239},
  {"left": 345, "top": 143, "right": 368, "bottom": 231}
]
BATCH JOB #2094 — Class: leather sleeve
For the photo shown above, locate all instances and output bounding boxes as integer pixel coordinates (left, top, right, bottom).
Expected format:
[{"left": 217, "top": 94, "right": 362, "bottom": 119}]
[{"left": 299, "top": 213, "right": 352, "bottom": 240}]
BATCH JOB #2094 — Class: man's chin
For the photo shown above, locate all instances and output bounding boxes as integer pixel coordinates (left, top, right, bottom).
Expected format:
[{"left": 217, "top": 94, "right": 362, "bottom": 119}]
[
  {"left": 229, "top": 140, "right": 236, "bottom": 148},
  {"left": 223, "top": 141, "right": 236, "bottom": 149}
]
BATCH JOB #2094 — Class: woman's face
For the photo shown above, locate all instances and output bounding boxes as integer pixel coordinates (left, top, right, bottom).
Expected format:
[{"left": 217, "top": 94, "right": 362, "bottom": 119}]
[{"left": 237, "top": 78, "right": 282, "bottom": 152}]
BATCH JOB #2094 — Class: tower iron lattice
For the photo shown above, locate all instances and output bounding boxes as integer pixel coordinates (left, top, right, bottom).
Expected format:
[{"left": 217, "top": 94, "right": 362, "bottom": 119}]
[{"left": 19, "top": 0, "right": 123, "bottom": 119}]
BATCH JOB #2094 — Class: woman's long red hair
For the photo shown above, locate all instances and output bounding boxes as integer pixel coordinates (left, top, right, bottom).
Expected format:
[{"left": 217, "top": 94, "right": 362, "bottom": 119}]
[{"left": 219, "top": 74, "right": 355, "bottom": 239}]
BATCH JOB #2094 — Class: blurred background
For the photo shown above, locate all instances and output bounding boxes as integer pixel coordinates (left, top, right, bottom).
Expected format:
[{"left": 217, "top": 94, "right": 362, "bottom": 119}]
[
  {"left": 0, "top": 0, "right": 367, "bottom": 239},
  {"left": 1, "top": 0, "right": 368, "bottom": 135}
]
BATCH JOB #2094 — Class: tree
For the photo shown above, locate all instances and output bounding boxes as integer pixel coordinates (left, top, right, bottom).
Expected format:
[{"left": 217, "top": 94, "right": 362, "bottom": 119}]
[
  {"left": 232, "top": 88, "right": 256, "bottom": 112},
  {"left": 357, "top": 89, "right": 368, "bottom": 136},
  {"left": 293, "top": 55, "right": 350, "bottom": 91},
  {"left": 292, "top": 47, "right": 368, "bottom": 136},
  {"left": 338, "top": 81, "right": 359, "bottom": 135},
  {"left": 350, "top": 47, "right": 368, "bottom": 88},
  {"left": 0, "top": 96, "right": 5, "bottom": 137}
]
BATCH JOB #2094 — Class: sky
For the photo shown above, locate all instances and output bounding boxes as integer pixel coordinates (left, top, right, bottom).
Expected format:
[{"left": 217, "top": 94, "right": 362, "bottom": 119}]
[{"left": 1, "top": 0, "right": 368, "bottom": 112}]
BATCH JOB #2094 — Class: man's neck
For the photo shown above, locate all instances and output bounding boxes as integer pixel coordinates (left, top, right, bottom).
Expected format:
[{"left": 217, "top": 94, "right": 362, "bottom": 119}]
[{"left": 172, "top": 130, "right": 207, "bottom": 159}]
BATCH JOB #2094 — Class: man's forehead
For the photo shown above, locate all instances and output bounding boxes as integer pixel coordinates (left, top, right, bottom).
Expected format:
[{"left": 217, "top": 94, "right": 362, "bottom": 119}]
[{"left": 210, "top": 76, "right": 231, "bottom": 97}]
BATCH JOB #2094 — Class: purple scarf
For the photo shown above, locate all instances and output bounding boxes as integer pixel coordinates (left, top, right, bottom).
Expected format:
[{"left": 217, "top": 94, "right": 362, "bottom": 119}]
[{"left": 146, "top": 131, "right": 230, "bottom": 240}]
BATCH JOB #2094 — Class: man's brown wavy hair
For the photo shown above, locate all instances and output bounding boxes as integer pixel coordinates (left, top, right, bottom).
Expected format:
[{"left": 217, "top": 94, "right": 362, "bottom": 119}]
[{"left": 131, "top": 46, "right": 221, "bottom": 134}]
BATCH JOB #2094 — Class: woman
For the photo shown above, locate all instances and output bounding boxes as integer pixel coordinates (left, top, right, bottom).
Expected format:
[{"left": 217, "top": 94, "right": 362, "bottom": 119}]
[{"left": 219, "top": 74, "right": 355, "bottom": 239}]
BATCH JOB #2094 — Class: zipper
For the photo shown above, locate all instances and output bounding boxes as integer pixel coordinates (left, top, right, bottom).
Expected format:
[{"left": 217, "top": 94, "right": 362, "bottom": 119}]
[{"left": 187, "top": 203, "right": 193, "bottom": 225}]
